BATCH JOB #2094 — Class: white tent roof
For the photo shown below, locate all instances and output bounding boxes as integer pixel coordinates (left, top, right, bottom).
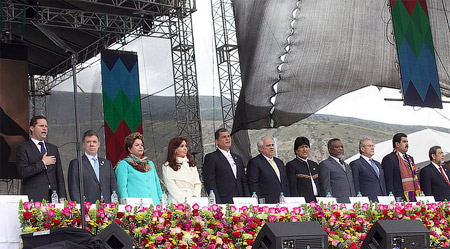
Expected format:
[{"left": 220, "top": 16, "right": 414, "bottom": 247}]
[{"left": 345, "top": 129, "right": 450, "bottom": 169}]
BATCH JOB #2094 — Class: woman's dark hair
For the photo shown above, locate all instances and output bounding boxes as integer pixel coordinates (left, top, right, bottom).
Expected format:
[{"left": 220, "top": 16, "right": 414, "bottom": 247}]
[
  {"left": 166, "top": 136, "right": 196, "bottom": 171},
  {"left": 124, "top": 132, "right": 144, "bottom": 154}
]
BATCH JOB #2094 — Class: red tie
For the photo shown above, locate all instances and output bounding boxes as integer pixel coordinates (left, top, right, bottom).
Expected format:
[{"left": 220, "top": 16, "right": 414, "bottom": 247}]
[{"left": 439, "top": 167, "right": 450, "bottom": 186}]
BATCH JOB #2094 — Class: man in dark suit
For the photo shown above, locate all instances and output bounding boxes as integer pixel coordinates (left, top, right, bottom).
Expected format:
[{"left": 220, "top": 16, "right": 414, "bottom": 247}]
[
  {"left": 247, "top": 136, "right": 290, "bottom": 204},
  {"left": 202, "top": 128, "right": 249, "bottom": 204},
  {"left": 68, "top": 130, "right": 118, "bottom": 203},
  {"left": 319, "top": 138, "right": 355, "bottom": 203},
  {"left": 16, "top": 115, "right": 66, "bottom": 202},
  {"left": 420, "top": 146, "right": 450, "bottom": 201},
  {"left": 349, "top": 138, "right": 386, "bottom": 202},
  {"left": 286, "top": 137, "right": 319, "bottom": 203},
  {"left": 381, "top": 133, "right": 420, "bottom": 202}
]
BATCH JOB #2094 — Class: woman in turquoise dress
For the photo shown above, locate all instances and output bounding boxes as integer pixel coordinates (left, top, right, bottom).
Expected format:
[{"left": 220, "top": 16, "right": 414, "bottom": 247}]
[{"left": 115, "top": 132, "right": 162, "bottom": 205}]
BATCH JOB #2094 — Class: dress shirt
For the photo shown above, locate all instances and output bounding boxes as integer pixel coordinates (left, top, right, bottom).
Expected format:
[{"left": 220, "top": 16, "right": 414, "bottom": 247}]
[
  {"left": 218, "top": 147, "right": 237, "bottom": 178},
  {"left": 297, "top": 156, "right": 318, "bottom": 196},
  {"left": 432, "top": 162, "right": 449, "bottom": 182},
  {"left": 330, "top": 155, "right": 345, "bottom": 170},
  {"left": 31, "top": 138, "right": 46, "bottom": 155},
  {"left": 84, "top": 152, "right": 99, "bottom": 173},
  {"left": 361, "top": 154, "right": 379, "bottom": 175},
  {"left": 263, "top": 154, "right": 281, "bottom": 179}
]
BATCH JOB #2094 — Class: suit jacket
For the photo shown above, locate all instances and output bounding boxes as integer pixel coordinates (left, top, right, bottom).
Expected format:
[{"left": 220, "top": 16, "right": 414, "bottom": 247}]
[
  {"left": 349, "top": 156, "right": 387, "bottom": 202},
  {"left": 247, "top": 154, "right": 290, "bottom": 204},
  {"left": 68, "top": 155, "right": 118, "bottom": 203},
  {"left": 319, "top": 157, "right": 355, "bottom": 203},
  {"left": 420, "top": 163, "right": 450, "bottom": 201},
  {"left": 285, "top": 157, "right": 320, "bottom": 203},
  {"left": 202, "top": 149, "right": 250, "bottom": 204},
  {"left": 16, "top": 140, "right": 66, "bottom": 201},
  {"left": 381, "top": 151, "right": 415, "bottom": 200}
]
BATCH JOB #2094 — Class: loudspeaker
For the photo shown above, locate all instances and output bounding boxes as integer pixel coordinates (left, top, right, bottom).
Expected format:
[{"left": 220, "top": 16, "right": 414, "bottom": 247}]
[
  {"left": 252, "top": 222, "right": 328, "bottom": 249},
  {"left": 97, "top": 222, "right": 133, "bottom": 249},
  {"left": 361, "top": 220, "right": 430, "bottom": 249},
  {"left": 21, "top": 227, "right": 105, "bottom": 249}
]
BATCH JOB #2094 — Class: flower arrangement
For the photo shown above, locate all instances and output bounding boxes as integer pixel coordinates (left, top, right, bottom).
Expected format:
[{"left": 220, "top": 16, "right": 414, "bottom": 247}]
[{"left": 18, "top": 200, "right": 450, "bottom": 248}]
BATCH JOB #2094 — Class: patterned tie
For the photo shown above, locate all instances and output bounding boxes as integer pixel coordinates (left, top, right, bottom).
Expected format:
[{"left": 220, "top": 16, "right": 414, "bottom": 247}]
[
  {"left": 402, "top": 154, "right": 410, "bottom": 166},
  {"left": 92, "top": 157, "right": 100, "bottom": 181},
  {"left": 369, "top": 159, "right": 380, "bottom": 178},
  {"left": 339, "top": 159, "right": 346, "bottom": 171},
  {"left": 439, "top": 167, "right": 450, "bottom": 186},
  {"left": 38, "top": 142, "right": 46, "bottom": 157},
  {"left": 269, "top": 159, "right": 280, "bottom": 180}
]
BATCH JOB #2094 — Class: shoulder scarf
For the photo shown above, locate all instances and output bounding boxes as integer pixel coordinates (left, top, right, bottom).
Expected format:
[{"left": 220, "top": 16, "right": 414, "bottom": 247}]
[
  {"left": 124, "top": 154, "right": 152, "bottom": 173},
  {"left": 394, "top": 149, "right": 421, "bottom": 201}
]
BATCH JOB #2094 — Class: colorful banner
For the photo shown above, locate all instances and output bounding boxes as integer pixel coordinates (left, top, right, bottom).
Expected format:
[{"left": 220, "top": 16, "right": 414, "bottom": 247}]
[
  {"left": 101, "top": 50, "right": 142, "bottom": 166},
  {"left": 390, "top": 0, "right": 442, "bottom": 108}
]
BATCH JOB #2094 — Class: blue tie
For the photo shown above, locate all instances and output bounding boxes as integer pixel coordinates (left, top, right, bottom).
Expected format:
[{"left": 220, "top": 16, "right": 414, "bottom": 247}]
[
  {"left": 369, "top": 159, "right": 380, "bottom": 178},
  {"left": 38, "top": 142, "right": 46, "bottom": 157},
  {"left": 402, "top": 154, "right": 409, "bottom": 165},
  {"left": 92, "top": 157, "right": 100, "bottom": 181}
]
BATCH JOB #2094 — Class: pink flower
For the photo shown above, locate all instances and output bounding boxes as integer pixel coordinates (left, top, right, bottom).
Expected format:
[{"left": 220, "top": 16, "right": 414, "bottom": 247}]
[
  {"left": 268, "top": 215, "right": 277, "bottom": 222},
  {"left": 158, "top": 217, "right": 165, "bottom": 223},
  {"left": 362, "top": 203, "right": 369, "bottom": 211},
  {"left": 47, "top": 203, "right": 55, "bottom": 208},
  {"left": 98, "top": 209, "right": 105, "bottom": 218},
  {"left": 85, "top": 214, "right": 90, "bottom": 222},
  {"left": 175, "top": 204, "right": 184, "bottom": 210},
  {"left": 48, "top": 209, "right": 55, "bottom": 217},
  {"left": 61, "top": 207, "right": 72, "bottom": 216},
  {"left": 23, "top": 202, "right": 32, "bottom": 210},
  {"left": 252, "top": 206, "right": 258, "bottom": 212},
  {"left": 109, "top": 202, "right": 116, "bottom": 209},
  {"left": 156, "top": 235, "right": 163, "bottom": 243},
  {"left": 332, "top": 239, "right": 339, "bottom": 247},
  {"left": 331, "top": 204, "right": 339, "bottom": 210},
  {"left": 262, "top": 206, "right": 269, "bottom": 212},
  {"left": 293, "top": 207, "right": 301, "bottom": 214},
  {"left": 309, "top": 202, "right": 318, "bottom": 208},
  {"left": 141, "top": 228, "right": 147, "bottom": 234},
  {"left": 192, "top": 203, "right": 200, "bottom": 210},
  {"left": 34, "top": 201, "right": 42, "bottom": 208},
  {"left": 291, "top": 216, "right": 298, "bottom": 222},
  {"left": 156, "top": 224, "right": 163, "bottom": 230},
  {"left": 211, "top": 204, "right": 219, "bottom": 211},
  {"left": 156, "top": 205, "right": 162, "bottom": 211},
  {"left": 125, "top": 205, "right": 132, "bottom": 212},
  {"left": 67, "top": 201, "right": 76, "bottom": 209}
]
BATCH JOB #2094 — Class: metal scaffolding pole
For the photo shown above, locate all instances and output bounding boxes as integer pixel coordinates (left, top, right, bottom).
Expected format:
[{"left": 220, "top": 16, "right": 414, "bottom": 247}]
[
  {"left": 169, "top": 0, "right": 204, "bottom": 164},
  {"left": 211, "top": 0, "right": 242, "bottom": 130}
]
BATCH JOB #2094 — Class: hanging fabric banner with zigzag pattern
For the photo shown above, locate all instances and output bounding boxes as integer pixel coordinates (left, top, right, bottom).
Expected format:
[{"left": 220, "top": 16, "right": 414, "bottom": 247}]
[
  {"left": 101, "top": 50, "right": 143, "bottom": 166},
  {"left": 390, "top": 0, "right": 442, "bottom": 108}
]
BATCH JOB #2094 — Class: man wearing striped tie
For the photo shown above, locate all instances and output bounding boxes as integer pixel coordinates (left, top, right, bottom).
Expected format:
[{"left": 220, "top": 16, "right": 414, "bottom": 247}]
[
  {"left": 419, "top": 146, "right": 450, "bottom": 201},
  {"left": 16, "top": 115, "right": 66, "bottom": 202},
  {"left": 349, "top": 138, "right": 387, "bottom": 202},
  {"left": 247, "top": 136, "right": 290, "bottom": 204}
]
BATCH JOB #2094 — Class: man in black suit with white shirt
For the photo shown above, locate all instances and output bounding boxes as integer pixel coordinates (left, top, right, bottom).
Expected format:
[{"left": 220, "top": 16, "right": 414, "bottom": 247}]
[
  {"left": 16, "top": 115, "right": 66, "bottom": 202},
  {"left": 68, "top": 130, "right": 118, "bottom": 203},
  {"left": 420, "top": 146, "right": 450, "bottom": 201},
  {"left": 202, "top": 128, "right": 249, "bottom": 204}
]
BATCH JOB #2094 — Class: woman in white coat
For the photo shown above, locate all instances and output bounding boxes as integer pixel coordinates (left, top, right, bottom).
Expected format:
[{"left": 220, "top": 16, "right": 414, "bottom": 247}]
[{"left": 162, "top": 137, "right": 201, "bottom": 204}]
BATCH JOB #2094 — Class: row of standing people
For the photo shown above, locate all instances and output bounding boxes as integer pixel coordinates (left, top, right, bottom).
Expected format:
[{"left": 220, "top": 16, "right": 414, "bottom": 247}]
[{"left": 16, "top": 116, "right": 450, "bottom": 205}]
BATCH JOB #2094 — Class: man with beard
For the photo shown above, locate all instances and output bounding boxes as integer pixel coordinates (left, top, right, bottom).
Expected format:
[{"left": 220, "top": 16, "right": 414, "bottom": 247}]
[
  {"left": 419, "top": 146, "right": 450, "bottom": 201},
  {"left": 382, "top": 133, "right": 420, "bottom": 202},
  {"left": 319, "top": 138, "right": 355, "bottom": 203}
]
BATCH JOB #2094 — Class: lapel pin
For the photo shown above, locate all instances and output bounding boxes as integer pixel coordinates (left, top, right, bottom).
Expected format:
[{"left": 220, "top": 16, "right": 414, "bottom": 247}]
[
  {"left": 101, "top": 161, "right": 104, "bottom": 166},
  {"left": 313, "top": 168, "right": 316, "bottom": 170}
]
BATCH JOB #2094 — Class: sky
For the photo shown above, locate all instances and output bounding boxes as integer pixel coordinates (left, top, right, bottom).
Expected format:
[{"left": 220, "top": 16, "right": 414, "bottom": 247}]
[{"left": 54, "top": 1, "right": 450, "bottom": 129}]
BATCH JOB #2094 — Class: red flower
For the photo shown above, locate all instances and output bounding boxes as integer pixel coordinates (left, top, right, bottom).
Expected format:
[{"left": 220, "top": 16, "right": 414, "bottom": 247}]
[
  {"left": 232, "top": 231, "right": 242, "bottom": 238},
  {"left": 249, "top": 223, "right": 257, "bottom": 229},
  {"left": 52, "top": 219, "right": 61, "bottom": 226},
  {"left": 249, "top": 231, "right": 256, "bottom": 236},
  {"left": 165, "top": 220, "right": 171, "bottom": 228},
  {"left": 193, "top": 210, "right": 199, "bottom": 216},
  {"left": 177, "top": 233, "right": 183, "bottom": 240},
  {"left": 30, "top": 219, "right": 37, "bottom": 225},
  {"left": 115, "top": 219, "right": 123, "bottom": 225},
  {"left": 194, "top": 223, "right": 202, "bottom": 231},
  {"left": 117, "top": 212, "right": 125, "bottom": 218},
  {"left": 223, "top": 237, "right": 229, "bottom": 243},
  {"left": 382, "top": 210, "right": 388, "bottom": 215},
  {"left": 232, "top": 216, "right": 239, "bottom": 222},
  {"left": 167, "top": 212, "right": 172, "bottom": 219},
  {"left": 180, "top": 245, "right": 187, "bottom": 249},
  {"left": 208, "top": 223, "right": 216, "bottom": 229},
  {"left": 127, "top": 215, "right": 135, "bottom": 222},
  {"left": 23, "top": 211, "right": 32, "bottom": 220},
  {"left": 247, "top": 240, "right": 254, "bottom": 245}
]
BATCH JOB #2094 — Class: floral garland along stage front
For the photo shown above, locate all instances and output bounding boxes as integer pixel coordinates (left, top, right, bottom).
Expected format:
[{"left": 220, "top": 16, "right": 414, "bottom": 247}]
[{"left": 18, "top": 200, "right": 450, "bottom": 248}]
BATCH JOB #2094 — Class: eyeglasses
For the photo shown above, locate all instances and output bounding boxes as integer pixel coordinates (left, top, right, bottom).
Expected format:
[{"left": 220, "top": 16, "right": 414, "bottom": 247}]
[{"left": 364, "top": 145, "right": 375, "bottom": 148}]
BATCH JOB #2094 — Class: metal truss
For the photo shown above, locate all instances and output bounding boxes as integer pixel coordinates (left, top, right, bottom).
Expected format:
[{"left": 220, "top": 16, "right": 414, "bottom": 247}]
[
  {"left": 211, "top": 0, "right": 242, "bottom": 130},
  {"left": 169, "top": 0, "right": 204, "bottom": 163}
]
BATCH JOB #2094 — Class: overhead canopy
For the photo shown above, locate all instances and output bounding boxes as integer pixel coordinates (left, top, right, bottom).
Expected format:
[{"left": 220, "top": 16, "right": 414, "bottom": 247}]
[
  {"left": 2, "top": 0, "right": 173, "bottom": 76},
  {"left": 346, "top": 129, "right": 450, "bottom": 169},
  {"left": 232, "top": 0, "right": 450, "bottom": 134}
]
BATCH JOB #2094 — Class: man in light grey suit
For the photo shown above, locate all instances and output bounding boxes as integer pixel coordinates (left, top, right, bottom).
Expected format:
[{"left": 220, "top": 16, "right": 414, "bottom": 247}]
[
  {"left": 68, "top": 130, "right": 118, "bottom": 203},
  {"left": 319, "top": 138, "right": 355, "bottom": 203}
]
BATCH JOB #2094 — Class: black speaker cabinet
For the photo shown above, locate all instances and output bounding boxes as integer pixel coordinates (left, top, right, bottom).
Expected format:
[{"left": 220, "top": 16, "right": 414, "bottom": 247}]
[
  {"left": 252, "top": 221, "right": 328, "bottom": 249},
  {"left": 361, "top": 220, "right": 430, "bottom": 249},
  {"left": 21, "top": 227, "right": 105, "bottom": 249},
  {"left": 97, "top": 222, "right": 133, "bottom": 249}
]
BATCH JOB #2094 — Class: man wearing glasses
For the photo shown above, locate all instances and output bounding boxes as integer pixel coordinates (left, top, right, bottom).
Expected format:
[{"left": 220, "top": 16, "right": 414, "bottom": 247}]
[{"left": 349, "top": 138, "right": 386, "bottom": 202}]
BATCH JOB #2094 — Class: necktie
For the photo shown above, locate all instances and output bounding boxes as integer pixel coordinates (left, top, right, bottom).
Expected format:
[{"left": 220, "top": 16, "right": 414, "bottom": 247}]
[
  {"left": 339, "top": 159, "right": 346, "bottom": 171},
  {"left": 369, "top": 159, "right": 380, "bottom": 178},
  {"left": 269, "top": 159, "right": 280, "bottom": 180},
  {"left": 402, "top": 154, "right": 409, "bottom": 166},
  {"left": 439, "top": 167, "right": 450, "bottom": 186},
  {"left": 38, "top": 142, "right": 46, "bottom": 157},
  {"left": 92, "top": 157, "right": 100, "bottom": 181}
]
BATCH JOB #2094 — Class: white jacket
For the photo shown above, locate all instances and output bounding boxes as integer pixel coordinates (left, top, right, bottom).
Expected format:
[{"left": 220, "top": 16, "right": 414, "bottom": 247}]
[{"left": 162, "top": 157, "right": 201, "bottom": 204}]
